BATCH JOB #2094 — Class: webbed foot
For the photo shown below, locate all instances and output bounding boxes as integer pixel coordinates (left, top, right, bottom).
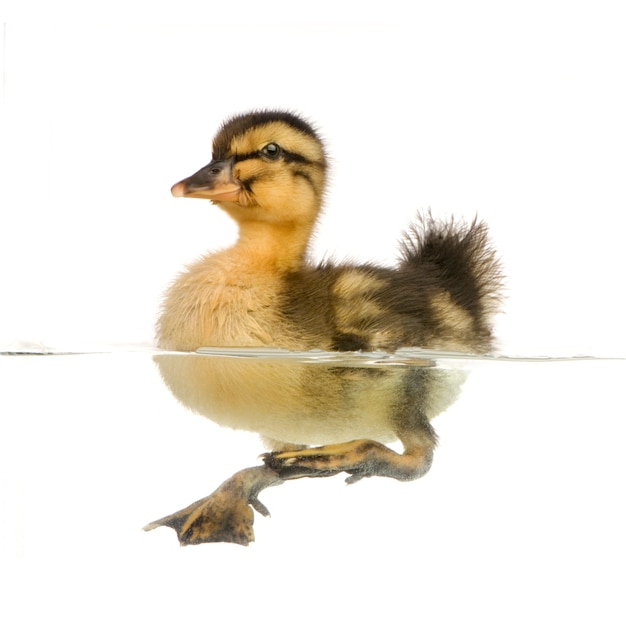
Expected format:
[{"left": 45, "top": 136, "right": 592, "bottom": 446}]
[{"left": 143, "top": 465, "right": 283, "bottom": 546}]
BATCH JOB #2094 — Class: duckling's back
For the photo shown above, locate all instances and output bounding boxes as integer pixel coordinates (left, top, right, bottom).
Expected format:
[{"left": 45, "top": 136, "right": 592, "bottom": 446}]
[{"left": 280, "top": 213, "right": 502, "bottom": 354}]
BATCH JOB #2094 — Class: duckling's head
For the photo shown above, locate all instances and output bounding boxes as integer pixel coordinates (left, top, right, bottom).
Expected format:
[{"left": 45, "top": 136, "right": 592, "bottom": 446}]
[{"left": 171, "top": 111, "right": 327, "bottom": 230}]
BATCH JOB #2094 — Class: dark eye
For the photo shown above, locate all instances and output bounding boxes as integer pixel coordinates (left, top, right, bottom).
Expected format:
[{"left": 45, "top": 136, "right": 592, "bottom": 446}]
[{"left": 262, "top": 143, "right": 281, "bottom": 159}]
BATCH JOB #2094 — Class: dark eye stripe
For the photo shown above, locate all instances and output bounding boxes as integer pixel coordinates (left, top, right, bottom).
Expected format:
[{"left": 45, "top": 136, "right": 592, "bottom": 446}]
[
  {"left": 232, "top": 152, "right": 260, "bottom": 163},
  {"left": 283, "top": 151, "right": 311, "bottom": 164},
  {"left": 232, "top": 150, "right": 316, "bottom": 165}
]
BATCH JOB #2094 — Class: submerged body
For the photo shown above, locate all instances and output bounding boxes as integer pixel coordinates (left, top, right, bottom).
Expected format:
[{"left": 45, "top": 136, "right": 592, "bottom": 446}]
[{"left": 155, "top": 110, "right": 502, "bottom": 484}]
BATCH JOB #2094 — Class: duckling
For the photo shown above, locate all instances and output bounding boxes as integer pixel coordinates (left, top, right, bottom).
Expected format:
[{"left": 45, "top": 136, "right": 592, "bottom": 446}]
[{"left": 147, "top": 110, "right": 503, "bottom": 545}]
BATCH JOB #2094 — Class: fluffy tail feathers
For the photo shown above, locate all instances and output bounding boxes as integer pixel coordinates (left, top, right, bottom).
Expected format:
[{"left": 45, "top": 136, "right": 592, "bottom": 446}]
[{"left": 398, "top": 212, "right": 504, "bottom": 350}]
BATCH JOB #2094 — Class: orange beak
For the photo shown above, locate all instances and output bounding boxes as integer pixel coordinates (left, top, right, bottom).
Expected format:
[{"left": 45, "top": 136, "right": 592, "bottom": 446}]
[{"left": 171, "top": 158, "right": 241, "bottom": 202}]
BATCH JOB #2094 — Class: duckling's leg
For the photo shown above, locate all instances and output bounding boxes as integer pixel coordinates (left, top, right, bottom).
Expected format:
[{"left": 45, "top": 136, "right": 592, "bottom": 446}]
[
  {"left": 143, "top": 427, "right": 434, "bottom": 546},
  {"left": 263, "top": 426, "right": 436, "bottom": 484}
]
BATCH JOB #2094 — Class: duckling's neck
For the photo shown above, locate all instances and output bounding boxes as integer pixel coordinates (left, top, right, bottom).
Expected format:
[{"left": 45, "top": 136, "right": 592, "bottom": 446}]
[{"left": 235, "top": 218, "right": 316, "bottom": 273}]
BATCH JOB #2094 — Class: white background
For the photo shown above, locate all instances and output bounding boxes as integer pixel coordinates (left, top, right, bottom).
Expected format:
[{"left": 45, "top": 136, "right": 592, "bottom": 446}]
[{"left": 1, "top": 10, "right": 625, "bottom": 625}]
